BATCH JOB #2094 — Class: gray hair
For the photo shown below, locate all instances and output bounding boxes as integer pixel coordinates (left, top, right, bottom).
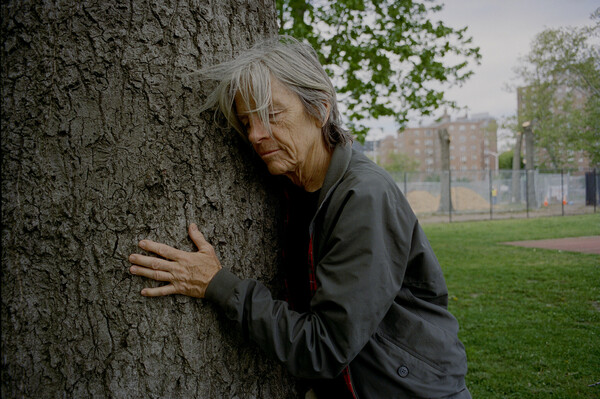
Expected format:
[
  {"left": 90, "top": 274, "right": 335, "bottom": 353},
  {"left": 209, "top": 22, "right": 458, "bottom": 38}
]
[{"left": 196, "top": 36, "right": 352, "bottom": 149}]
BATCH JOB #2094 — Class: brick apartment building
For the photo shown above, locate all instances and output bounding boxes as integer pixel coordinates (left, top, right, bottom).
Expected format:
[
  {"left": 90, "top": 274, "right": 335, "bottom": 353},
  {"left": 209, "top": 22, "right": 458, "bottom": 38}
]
[{"left": 375, "top": 112, "right": 498, "bottom": 173}]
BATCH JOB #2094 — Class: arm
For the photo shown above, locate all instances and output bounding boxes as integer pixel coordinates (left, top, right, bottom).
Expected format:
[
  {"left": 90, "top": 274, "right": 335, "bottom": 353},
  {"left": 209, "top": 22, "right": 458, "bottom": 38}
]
[
  {"left": 206, "top": 175, "right": 413, "bottom": 378},
  {"left": 128, "top": 176, "right": 413, "bottom": 379}
]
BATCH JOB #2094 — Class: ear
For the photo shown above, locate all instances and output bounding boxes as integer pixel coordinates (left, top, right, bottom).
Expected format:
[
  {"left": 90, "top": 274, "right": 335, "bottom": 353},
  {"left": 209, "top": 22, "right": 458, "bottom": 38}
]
[{"left": 317, "top": 101, "right": 331, "bottom": 129}]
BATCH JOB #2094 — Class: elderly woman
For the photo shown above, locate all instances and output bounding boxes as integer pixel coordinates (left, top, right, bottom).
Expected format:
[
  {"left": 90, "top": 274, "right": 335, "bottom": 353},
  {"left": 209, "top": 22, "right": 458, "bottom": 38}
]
[{"left": 129, "top": 37, "right": 470, "bottom": 398}]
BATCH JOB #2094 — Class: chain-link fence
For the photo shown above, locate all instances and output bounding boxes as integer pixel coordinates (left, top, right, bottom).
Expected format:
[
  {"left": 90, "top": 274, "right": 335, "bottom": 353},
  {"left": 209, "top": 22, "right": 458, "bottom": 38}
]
[{"left": 389, "top": 168, "right": 599, "bottom": 222}]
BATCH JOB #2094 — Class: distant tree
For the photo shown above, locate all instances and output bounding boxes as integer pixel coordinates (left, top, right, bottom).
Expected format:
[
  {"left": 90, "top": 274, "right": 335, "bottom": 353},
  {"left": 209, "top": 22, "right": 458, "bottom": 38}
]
[
  {"left": 437, "top": 128, "right": 452, "bottom": 212},
  {"left": 573, "top": 88, "right": 600, "bottom": 166},
  {"left": 276, "top": 0, "right": 481, "bottom": 140},
  {"left": 523, "top": 122, "right": 537, "bottom": 207},
  {"left": 511, "top": 131, "right": 524, "bottom": 204},
  {"left": 499, "top": 116, "right": 524, "bottom": 203},
  {"left": 380, "top": 151, "right": 419, "bottom": 173},
  {"left": 499, "top": 150, "right": 523, "bottom": 170},
  {"left": 512, "top": 16, "right": 600, "bottom": 167},
  {"left": 517, "top": 84, "right": 580, "bottom": 169}
]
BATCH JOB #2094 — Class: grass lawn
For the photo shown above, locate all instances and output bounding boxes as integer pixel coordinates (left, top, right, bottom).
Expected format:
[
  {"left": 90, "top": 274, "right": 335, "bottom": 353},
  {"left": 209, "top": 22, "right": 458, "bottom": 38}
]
[{"left": 423, "top": 214, "right": 600, "bottom": 398}]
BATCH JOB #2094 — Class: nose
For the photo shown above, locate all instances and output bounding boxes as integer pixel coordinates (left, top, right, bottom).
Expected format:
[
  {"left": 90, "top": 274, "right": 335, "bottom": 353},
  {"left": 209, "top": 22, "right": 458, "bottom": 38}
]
[{"left": 247, "top": 115, "right": 269, "bottom": 145}]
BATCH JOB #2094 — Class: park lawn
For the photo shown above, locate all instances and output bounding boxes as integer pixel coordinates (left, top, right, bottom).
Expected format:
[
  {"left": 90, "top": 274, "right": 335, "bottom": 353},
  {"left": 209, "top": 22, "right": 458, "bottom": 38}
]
[{"left": 423, "top": 214, "right": 600, "bottom": 399}]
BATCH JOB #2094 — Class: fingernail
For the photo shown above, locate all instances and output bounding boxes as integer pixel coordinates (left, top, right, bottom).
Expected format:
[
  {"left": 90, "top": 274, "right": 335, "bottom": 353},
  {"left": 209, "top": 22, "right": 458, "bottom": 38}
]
[
  {"left": 190, "top": 224, "right": 197, "bottom": 230},
  {"left": 139, "top": 240, "right": 147, "bottom": 249},
  {"left": 141, "top": 289, "right": 147, "bottom": 296},
  {"left": 130, "top": 266, "right": 137, "bottom": 273}
]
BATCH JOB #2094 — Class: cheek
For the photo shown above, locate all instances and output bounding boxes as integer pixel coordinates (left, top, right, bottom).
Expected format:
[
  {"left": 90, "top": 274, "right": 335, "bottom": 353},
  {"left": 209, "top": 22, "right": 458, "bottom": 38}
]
[{"left": 272, "top": 128, "right": 296, "bottom": 152}]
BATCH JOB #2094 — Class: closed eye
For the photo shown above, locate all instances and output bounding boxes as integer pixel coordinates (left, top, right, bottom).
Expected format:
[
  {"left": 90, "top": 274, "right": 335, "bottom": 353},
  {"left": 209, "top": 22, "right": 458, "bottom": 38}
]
[
  {"left": 238, "top": 116, "right": 249, "bottom": 130},
  {"left": 269, "top": 111, "right": 283, "bottom": 123}
]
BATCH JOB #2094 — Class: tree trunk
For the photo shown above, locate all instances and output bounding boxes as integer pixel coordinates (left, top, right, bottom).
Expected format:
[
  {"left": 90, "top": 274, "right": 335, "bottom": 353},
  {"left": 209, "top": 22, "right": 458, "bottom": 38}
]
[
  {"left": 437, "top": 128, "right": 452, "bottom": 213},
  {"left": 1, "top": 1, "right": 298, "bottom": 398},
  {"left": 524, "top": 126, "right": 537, "bottom": 208},
  {"left": 511, "top": 132, "right": 523, "bottom": 203}
]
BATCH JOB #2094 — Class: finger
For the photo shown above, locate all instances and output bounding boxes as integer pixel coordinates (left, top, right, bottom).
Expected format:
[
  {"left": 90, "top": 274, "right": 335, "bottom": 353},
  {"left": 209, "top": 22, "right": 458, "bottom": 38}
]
[
  {"left": 188, "top": 223, "right": 209, "bottom": 250},
  {"left": 139, "top": 240, "right": 182, "bottom": 260},
  {"left": 141, "top": 284, "right": 178, "bottom": 297},
  {"left": 130, "top": 265, "right": 172, "bottom": 282},
  {"left": 129, "top": 253, "right": 174, "bottom": 272}
]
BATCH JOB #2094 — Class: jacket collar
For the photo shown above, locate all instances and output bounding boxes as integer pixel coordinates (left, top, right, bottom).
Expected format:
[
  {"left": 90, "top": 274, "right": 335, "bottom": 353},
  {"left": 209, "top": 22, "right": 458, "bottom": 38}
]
[{"left": 317, "top": 143, "right": 352, "bottom": 210}]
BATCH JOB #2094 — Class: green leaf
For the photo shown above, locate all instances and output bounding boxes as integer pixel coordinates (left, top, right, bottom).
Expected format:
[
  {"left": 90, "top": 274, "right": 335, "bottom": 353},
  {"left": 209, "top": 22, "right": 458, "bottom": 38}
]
[{"left": 276, "top": 0, "right": 481, "bottom": 135}]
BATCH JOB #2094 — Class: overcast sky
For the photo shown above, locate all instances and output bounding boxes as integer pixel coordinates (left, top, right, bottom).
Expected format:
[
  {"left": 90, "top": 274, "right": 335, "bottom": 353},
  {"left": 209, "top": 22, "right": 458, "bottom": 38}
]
[{"left": 366, "top": 0, "right": 598, "bottom": 148}]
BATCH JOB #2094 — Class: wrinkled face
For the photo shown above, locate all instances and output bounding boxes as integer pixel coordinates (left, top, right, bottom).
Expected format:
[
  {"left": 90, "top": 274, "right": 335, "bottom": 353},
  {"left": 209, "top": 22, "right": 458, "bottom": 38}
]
[{"left": 234, "top": 78, "right": 323, "bottom": 178}]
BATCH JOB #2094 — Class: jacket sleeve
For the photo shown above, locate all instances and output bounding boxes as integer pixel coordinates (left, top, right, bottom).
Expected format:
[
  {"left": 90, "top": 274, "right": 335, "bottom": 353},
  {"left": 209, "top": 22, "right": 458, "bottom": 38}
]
[{"left": 205, "top": 171, "right": 414, "bottom": 379}]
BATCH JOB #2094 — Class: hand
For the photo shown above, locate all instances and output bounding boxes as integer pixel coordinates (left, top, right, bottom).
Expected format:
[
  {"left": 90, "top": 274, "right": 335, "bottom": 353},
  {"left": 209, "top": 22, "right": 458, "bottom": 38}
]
[{"left": 128, "top": 223, "right": 222, "bottom": 298}]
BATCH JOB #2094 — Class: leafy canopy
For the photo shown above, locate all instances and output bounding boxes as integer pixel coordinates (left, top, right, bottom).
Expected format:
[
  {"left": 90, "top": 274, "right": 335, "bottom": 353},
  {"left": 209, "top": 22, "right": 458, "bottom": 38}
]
[
  {"left": 498, "top": 150, "right": 523, "bottom": 170},
  {"left": 276, "top": 0, "right": 481, "bottom": 141},
  {"left": 512, "top": 13, "right": 600, "bottom": 168},
  {"left": 380, "top": 150, "right": 419, "bottom": 173}
]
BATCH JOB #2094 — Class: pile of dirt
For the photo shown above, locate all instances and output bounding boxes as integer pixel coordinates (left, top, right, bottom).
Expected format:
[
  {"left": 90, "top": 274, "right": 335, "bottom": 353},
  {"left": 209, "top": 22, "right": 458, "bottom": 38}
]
[
  {"left": 406, "top": 191, "right": 439, "bottom": 213},
  {"left": 406, "top": 187, "right": 490, "bottom": 213},
  {"left": 451, "top": 187, "right": 489, "bottom": 211}
]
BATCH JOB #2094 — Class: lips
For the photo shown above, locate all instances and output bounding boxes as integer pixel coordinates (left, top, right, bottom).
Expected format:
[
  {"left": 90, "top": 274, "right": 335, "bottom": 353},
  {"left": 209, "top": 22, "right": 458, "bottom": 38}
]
[{"left": 259, "top": 149, "right": 279, "bottom": 157}]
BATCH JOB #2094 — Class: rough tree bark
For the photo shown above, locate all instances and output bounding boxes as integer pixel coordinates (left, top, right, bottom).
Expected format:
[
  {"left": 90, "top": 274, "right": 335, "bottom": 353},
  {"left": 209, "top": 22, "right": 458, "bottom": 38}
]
[
  {"left": 437, "top": 128, "right": 453, "bottom": 213},
  {"left": 1, "top": 1, "right": 298, "bottom": 398}
]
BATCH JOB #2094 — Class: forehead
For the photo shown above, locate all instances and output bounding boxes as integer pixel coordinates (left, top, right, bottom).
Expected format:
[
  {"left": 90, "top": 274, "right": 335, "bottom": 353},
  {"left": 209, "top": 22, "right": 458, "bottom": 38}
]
[
  {"left": 234, "top": 77, "right": 298, "bottom": 115},
  {"left": 271, "top": 78, "right": 296, "bottom": 106}
]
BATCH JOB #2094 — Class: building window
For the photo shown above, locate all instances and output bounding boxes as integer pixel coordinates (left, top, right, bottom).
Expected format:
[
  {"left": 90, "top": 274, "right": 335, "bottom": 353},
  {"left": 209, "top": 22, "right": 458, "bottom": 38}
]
[
  {"left": 459, "top": 125, "right": 466, "bottom": 131},
  {"left": 460, "top": 146, "right": 466, "bottom": 152},
  {"left": 415, "top": 149, "right": 420, "bottom": 155},
  {"left": 425, "top": 139, "right": 433, "bottom": 146},
  {"left": 426, "top": 158, "right": 434, "bottom": 165},
  {"left": 459, "top": 136, "right": 466, "bottom": 142},
  {"left": 460, "top": 156, "right": 467, "bottom": 162},
  {"left": 472, "top": 155, "right": 477, "bottom": 160},
  {"left": 414, "top": 139, "right": 420, "bottom": 145}
]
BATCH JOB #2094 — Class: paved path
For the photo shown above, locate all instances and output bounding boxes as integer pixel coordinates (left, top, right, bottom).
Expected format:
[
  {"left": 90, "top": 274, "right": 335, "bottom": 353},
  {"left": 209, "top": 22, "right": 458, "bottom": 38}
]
[{"left": 503, "top": 236, "right": 600, "bottom": 255}]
